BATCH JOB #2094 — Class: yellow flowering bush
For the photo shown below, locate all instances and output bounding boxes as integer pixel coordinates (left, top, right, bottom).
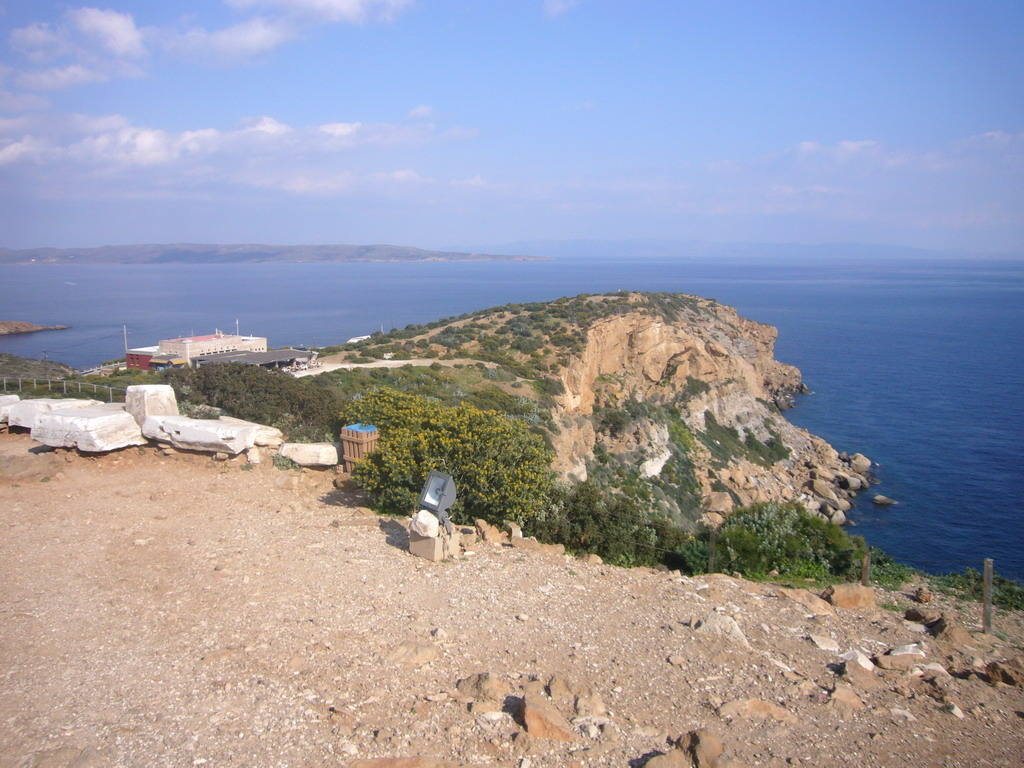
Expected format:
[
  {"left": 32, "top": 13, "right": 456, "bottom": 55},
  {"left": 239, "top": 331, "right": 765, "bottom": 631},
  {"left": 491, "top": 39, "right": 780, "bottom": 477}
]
[{"left": 343, "top": 389, "right": 554, "bottom": 525}]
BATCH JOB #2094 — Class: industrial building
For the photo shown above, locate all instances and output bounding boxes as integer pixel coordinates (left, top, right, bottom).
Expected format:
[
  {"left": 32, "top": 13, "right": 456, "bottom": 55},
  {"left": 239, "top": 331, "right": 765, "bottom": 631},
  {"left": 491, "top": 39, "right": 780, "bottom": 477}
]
[{"left": 126, "top": 331, "right": 268, "bottom": 370}]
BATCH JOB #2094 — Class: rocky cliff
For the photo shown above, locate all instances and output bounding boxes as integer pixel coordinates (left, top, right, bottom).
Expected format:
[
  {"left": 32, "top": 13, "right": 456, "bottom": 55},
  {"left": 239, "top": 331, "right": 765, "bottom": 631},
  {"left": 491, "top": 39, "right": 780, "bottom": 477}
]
[
  {"left": 332, "top": 291, "right": 874, "bottom": 528},
  {"left": 545, "top": 294, "right": 871, "bottom": 527}
]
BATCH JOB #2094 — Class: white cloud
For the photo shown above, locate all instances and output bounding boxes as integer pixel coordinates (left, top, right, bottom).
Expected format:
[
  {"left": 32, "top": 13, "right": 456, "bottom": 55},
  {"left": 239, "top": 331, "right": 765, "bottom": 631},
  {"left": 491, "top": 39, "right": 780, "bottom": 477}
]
[
  {"left": 9, "top": 22, "right": 73, "bottom": 62},
  {"left": 543, "top": 0, "right": 579, "bottom": 18},
  {"left": 8, "top": 8, "right": 147, "bottom": 91},
  {"left": 224, "top": 0, "right": 412, "bottom": 24},
  {"left": 67, "top": 8, "right": 145, "bottom": 59},
  {"left": 407, "top": 104, "right": 432, "bottom": 119},
  {"left": 320, "top": 121, "right": 363, "bottom": 137},
  {"left": 15, "top": 63, "right": 109, "bottom": 90},
  {"left": 163, "top": 17, "right": 298, "bottom": 60},
  {"left": 0, "top": 110, "right": 475, "bottom": 201}
]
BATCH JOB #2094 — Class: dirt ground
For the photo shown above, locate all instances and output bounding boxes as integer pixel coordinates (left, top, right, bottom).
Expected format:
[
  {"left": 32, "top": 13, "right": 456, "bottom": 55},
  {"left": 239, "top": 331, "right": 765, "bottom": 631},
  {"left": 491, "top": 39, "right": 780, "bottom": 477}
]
[{"left": 1, "top": 429, "right": 1022, "bottom": 768}]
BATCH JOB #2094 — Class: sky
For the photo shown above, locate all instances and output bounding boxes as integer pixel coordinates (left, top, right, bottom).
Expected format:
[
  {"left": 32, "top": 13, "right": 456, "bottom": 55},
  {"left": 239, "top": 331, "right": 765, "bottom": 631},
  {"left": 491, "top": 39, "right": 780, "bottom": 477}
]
[{"left": 0, "top": 0, "right": 1021, "bottom": 253}]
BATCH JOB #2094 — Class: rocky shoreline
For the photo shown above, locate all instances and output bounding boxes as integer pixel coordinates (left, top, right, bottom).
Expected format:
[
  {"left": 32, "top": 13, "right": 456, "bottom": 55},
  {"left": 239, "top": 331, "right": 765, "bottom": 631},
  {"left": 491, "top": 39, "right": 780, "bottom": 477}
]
[{"left": 0, "top": 321, "right": 70, "bottom": 336}]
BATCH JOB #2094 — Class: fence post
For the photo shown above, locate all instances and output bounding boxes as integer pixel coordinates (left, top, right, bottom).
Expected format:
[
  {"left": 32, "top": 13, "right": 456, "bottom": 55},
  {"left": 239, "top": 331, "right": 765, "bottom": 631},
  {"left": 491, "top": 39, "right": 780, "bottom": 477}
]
[
  {"left": 861, "top": 550, "right": 871, "bottom": 586},
  {"left": 708, "top": 528, "right": 717, "bottom": 573},
  {"left": 983, "top": 558, "right": 994, "bottom": 634}
]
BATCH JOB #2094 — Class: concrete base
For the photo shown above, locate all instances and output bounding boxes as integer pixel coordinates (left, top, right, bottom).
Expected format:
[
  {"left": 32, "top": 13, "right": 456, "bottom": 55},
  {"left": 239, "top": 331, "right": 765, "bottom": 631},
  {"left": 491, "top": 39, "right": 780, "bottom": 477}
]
[{"left": 409, "top": 530, "right": 461, "bottom": 561}]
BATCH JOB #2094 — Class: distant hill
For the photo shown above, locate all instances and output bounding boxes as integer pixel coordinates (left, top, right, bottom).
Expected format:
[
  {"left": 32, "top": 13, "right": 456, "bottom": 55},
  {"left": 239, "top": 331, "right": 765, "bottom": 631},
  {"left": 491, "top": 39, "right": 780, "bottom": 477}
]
[
  {"left": 0, "top": 352, "right": 74, "bottom": 379},
  {"left": 0, "top": 243, "right": 547, "bottom": 265},
  {"left": 0, "top": 321, "right": 70, "bottom": 336}
]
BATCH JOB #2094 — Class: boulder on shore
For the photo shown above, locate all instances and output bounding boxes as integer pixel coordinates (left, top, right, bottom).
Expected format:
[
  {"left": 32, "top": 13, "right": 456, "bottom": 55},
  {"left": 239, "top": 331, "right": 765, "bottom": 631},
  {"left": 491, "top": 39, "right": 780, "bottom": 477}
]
[
  {"left": 849, "top": 453, "right": 872, "bottom": 474},
  {"left": 872, "top": 495, "right": 897, "bottom": 506}
]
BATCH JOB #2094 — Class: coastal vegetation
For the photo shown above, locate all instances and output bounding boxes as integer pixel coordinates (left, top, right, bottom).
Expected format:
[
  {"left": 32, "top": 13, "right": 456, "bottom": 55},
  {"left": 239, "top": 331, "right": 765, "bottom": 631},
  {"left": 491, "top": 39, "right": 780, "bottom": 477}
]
[{"left": 341, "top": 389, "right": 554, "bottom": 526}]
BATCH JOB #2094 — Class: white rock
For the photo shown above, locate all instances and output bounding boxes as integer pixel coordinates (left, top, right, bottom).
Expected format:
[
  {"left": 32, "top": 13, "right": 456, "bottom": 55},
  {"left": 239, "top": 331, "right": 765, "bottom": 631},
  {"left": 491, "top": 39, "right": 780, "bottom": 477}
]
[
  {"left": 143, "top": 414, "right": 258, "bottom": 454},
  {"left": 7, "top": 398, "right": 102, "bottom": 428},
  {"left": 840, "top": 649, "right": 876, "bottom": 672},
  {"left": 694, "top": 613, "right": 751, "bottom": 649},
  {"left": 409, "top": 510, "right": 440, "bottom": 538},
  {"left": 31, "top": 406, "right": 146, "bottom": 452},
  {"left": 891, "top": 644, "right": 926, "bottom": 657},
  {"left": 809, "top": 634, "right": 840, "bottom": 652},
  {"left": 219, "top": 416, "right": 285, "bottom": 447},
  {"left": 279, "top": 442, "right": 339, "bottom": 467},
  {"left": 125, "top": 384, "right": 179, "bottom": 426},
  {"left": 0, "top": 394, "right": 20, "bottom": 422}
]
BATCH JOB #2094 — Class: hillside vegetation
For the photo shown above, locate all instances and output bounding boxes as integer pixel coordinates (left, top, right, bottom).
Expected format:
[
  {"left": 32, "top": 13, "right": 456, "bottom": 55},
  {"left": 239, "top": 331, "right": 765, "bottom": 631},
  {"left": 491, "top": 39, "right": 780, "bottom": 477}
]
[{"left": 319, "top": 291, "right": 857, "bottom": 533}]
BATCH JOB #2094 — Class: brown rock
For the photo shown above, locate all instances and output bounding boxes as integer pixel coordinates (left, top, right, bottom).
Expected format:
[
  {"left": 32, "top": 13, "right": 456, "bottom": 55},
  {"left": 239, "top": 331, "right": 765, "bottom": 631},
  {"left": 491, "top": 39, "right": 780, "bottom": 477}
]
[
  {"left": 474, "top": 519, "right": 507, "bottom": 545},
  {"left": 828, "top": 684, "right": 864, "bottom": 710},
  {"left": 821, "top": 583, "right": 875, "bottom": 610},
  {"left": 718, "top": 698, "right": 798, "bottom": 725},
  {"left": 905, "top": 606, "right": 942, "bottom": 625},
  {"left": 455, "top": 672, "right": 510, "bottom": 702},
  {"left": 643, "top": 751, "right": 690, "bottom": 768},
  {"left": 778, "top": 587, "right": 835, "bottom": 616},
  {"left": 913, "top": 585, "right": 933, "bottom": 603},
  {"left": 518, "top": 691, "right": 576, "bottom": 741},
  {"left": 930, "top": 617, "right": 975, "bottom": 648},
  {"left": 842, "top": 662, "right": 884, "bottom": 690},
  {"left": 849, "top": 453, "right": 872, "bottom": 474},
  {"left": 574, "top": 689, "right": 606, "bottom": 717},
  {"left": 676, "top": 729, "right": 726, "bottom": 767},
  {"left": 875, "top": 646, "right": 925, "bottom": 671},
  {"left": 387, "top": 640, "right": 438, "bottom": 666},
  {"left": 509, "top": 536, "right": 565, "bottom": 556},
  {"left": 985, "top": 656, "right": 1024, "bottom": 687}
]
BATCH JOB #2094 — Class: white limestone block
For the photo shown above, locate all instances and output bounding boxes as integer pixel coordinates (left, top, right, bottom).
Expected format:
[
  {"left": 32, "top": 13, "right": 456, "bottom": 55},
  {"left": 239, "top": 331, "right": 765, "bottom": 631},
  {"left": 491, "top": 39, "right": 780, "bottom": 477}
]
[
  {"left": 143, "top": 414, "right": 257, "bottom": 455},
  {"left": 279, "top": 442, "right": 339, "bottom": 467},
  {"left": 0, "top": 394, "right": 20, "bottom": 423},
  {"left": 32, "top": 406, "right": 146, "bottom": 452},
  {"left": 125, "top": 384, "right": 179, "bottom": 426},
  {"left": 219, "top": 416, "right": 285, "bottom": 447},
  {"left": 7, "top": 398, "right": 102, "bottom": 428}
]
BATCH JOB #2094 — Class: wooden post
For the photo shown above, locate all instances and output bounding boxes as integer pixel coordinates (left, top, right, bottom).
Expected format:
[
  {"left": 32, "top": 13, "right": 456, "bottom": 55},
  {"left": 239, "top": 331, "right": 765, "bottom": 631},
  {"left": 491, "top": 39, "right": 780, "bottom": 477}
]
[
  {"left": 708, "top": 528, "right": 717, "bottom": 574},
  {"left": 983, "top": 558, "right": 994, "bottom": 634},
  {"left": 861, "top": 550, "right": 871, "bottom": 586}
]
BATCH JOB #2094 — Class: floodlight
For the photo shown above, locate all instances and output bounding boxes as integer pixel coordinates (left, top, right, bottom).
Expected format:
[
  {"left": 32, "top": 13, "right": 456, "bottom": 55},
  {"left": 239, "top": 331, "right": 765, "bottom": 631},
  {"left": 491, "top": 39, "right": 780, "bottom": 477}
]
[{"left": 418, "top": 470, "right": 456, "bottom": 534}]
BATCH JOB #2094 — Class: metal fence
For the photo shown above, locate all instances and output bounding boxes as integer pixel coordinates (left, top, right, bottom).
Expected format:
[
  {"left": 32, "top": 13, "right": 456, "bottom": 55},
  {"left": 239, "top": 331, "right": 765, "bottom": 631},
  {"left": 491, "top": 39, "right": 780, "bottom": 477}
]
[{"left": 0, "top": 377, "right": 127, "bottom": 403}]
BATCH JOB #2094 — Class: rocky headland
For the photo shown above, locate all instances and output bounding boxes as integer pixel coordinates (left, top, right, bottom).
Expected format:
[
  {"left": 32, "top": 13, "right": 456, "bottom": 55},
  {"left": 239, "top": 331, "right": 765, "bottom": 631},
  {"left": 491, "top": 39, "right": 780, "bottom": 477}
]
[
  {"left": 0, "top": 321, "right": 70, "bottom": 336},
  {"left": 333, "top": 292, "right": 875, "bottom": 529}
]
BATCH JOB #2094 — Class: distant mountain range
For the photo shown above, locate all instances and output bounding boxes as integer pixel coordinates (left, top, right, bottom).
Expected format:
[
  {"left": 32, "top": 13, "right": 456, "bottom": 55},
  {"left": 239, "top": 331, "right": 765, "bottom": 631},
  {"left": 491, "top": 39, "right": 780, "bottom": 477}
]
[{"left": 0, "top": 243, "right": 547, "bottom": 265}]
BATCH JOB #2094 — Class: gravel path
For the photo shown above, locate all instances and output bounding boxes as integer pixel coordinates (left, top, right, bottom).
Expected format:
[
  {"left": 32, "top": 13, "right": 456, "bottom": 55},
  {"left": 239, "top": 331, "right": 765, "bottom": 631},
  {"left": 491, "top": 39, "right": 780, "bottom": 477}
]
[{"left": 1, "top": 431, "right": 1022, "bottom": 768}]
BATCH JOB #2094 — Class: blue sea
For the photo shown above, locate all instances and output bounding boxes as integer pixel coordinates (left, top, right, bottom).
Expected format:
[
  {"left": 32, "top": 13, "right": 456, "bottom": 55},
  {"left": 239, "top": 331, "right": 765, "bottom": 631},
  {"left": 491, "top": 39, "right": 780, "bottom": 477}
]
[{"left": 1, "top": 251, "right": 1022, "bottom": 580}]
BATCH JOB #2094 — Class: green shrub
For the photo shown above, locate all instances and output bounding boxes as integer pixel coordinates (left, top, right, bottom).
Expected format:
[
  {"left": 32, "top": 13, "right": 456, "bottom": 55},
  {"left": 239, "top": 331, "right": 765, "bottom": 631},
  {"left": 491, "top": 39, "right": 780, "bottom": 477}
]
[
  {"left": 933, "top": 568, "right": 1024, "bottom": 611},
  {"left": 527, "top": 480, "right": 697, "bottom": 569},
  {"left": 343, "top": 389, "right": 554, "bottom": 526},
  {"left": 710, "top": 501, "right": 863, "bottom": 579}
]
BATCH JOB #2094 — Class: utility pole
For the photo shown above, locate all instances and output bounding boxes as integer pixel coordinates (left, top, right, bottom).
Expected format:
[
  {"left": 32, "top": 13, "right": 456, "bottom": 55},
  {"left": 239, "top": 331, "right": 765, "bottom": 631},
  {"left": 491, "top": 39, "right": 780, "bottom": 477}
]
[{"left": 123, "top": 325, "right": 129, "bottom": 355}]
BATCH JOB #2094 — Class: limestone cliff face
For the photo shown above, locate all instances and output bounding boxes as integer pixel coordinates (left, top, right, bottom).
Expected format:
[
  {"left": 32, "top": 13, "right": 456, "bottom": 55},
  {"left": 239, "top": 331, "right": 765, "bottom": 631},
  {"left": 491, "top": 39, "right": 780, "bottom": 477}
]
[{"left": 547, "top": 297, "right": 869, "bottom": 526}]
